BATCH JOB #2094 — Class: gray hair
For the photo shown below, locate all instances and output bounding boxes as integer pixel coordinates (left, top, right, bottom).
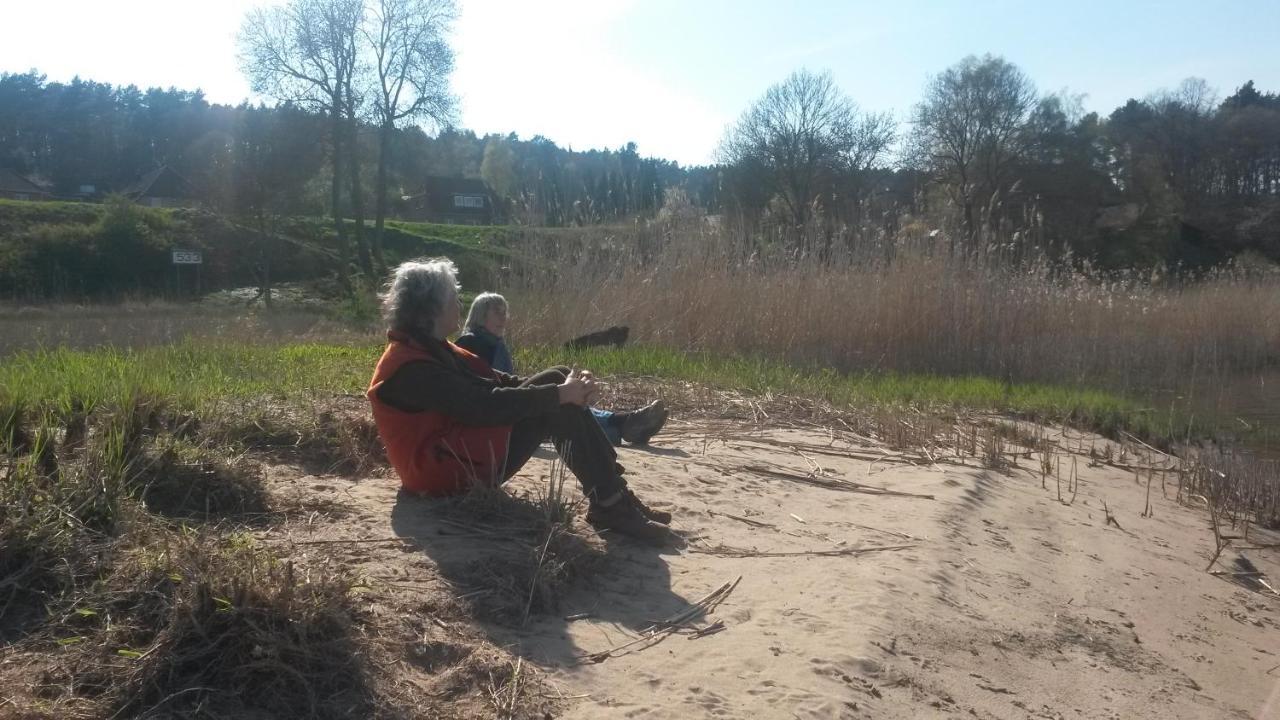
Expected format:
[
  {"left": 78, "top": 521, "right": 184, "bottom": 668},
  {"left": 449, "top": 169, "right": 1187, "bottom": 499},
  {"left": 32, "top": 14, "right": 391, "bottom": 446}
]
[
  {"left": 381, "top": 258, "right": 460, "bottom": 340},
  {"left": 464, "top": 292, "right": 507, "bottom": 333}
]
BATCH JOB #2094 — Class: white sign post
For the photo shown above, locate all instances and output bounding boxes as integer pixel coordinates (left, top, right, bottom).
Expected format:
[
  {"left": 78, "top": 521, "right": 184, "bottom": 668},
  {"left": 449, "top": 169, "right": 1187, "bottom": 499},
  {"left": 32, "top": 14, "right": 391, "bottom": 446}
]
[{"left": 171, "top": 249, "right": 203, "bottom": 296}]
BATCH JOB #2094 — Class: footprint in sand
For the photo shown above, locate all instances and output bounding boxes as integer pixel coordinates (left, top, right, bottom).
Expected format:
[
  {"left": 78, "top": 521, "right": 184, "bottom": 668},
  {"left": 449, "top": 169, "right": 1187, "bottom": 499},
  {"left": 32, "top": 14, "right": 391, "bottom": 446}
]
[{"left": 684, "top": 685, "right": 732, "bottom": 717}]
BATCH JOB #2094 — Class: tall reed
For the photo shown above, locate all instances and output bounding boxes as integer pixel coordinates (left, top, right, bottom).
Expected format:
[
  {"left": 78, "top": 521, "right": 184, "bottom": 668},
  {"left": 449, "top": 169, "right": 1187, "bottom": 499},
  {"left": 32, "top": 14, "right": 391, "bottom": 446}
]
[{"left": 504, "top": 219, "right": 1280, "bottom": 416}]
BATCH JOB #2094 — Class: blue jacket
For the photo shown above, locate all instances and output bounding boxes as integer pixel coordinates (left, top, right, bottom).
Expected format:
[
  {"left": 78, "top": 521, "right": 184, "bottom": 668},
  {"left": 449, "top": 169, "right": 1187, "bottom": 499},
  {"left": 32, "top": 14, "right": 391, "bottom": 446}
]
[{"left": 455, "top": 327, "right": 515, "bottom": 374}]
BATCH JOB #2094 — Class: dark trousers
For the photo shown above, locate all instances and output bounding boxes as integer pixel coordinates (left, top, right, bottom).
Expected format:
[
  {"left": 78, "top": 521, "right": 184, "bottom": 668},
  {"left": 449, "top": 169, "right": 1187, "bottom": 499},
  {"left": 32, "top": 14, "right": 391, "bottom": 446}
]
[{"left": 502, "top": 367, "right": 625, "bottom": 502}]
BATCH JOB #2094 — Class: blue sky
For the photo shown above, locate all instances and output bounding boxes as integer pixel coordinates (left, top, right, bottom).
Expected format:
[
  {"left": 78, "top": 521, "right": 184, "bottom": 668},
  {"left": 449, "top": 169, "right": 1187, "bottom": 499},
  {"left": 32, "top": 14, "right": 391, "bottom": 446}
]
[{"left": 2, "top": 0, "right": 1277, "bottom": 166}]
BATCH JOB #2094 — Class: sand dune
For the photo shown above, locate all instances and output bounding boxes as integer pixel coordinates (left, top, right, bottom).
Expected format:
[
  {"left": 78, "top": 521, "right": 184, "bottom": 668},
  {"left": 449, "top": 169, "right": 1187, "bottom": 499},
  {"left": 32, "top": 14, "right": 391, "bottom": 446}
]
[{"left": 268, "top": 418, "right": 1280, "bottom": 719}]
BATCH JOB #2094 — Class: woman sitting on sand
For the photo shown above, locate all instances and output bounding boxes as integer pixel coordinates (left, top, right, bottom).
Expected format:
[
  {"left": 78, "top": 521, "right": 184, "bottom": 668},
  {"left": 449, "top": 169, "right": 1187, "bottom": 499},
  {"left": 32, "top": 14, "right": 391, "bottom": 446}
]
[
  {"left": 366, "top": 258, "right": 671, "bottom": 542},
  {"left": 455, "top": 292, "right": 669, "bottom": 447}
]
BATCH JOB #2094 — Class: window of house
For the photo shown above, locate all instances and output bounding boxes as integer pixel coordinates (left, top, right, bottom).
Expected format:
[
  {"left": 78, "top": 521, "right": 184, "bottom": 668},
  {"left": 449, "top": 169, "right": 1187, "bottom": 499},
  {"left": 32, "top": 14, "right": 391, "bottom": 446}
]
[
  {"left": 79, "top": 184, "right": 96, "bottom": 194},
  {"left": 453, "top": 194, "right": 484, "bottom": 209},
  {"left": 15, "top": 193, "right": 29, "bottom": 201}
]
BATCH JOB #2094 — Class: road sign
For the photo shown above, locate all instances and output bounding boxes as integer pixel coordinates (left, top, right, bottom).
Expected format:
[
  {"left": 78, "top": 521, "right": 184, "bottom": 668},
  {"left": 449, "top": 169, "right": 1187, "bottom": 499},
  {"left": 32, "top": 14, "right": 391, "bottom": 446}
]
[{"left": 172, "top": 249, "right": 203, "bottom": 265}]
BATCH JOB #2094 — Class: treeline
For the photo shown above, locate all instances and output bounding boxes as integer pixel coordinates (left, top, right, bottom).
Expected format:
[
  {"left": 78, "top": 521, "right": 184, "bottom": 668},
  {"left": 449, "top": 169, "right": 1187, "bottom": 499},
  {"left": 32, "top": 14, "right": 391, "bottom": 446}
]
[
  {"left": 0, "top": 72, "right": 685, "bottom": 227},
  {"left": 3, "top": 54, "right": 1280, "bottom": 274},
  {"left": 719, "top": 62, "right": 1280, "bottom": 269}
]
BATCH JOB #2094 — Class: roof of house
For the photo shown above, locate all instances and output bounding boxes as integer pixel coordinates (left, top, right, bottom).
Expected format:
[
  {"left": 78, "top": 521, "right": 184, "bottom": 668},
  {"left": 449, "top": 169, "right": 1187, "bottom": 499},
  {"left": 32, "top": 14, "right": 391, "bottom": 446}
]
[
  {"left": 423, "top": 175, "right": 491, "bottom": 197},
  {"left": 121, "top": 165, "right": 193, "bottom": 199},
  {"left": 0, "top": 167, "right": 49, "bottom": 195}
]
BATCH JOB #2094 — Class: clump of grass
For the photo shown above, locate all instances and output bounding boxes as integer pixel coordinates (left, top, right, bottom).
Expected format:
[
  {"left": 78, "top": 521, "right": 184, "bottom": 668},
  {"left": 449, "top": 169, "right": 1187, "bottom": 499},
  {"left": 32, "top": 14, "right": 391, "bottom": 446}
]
[
  {"left": 109, "top": 536, "right": 374, "bottom": 720},
  {"left": 13, "top": 528, "right": 380, "bottom": 720},
  {"left": 0, "top": 453, "right": 113, "bottom": 643},
  {"left": 1, "top": 397, "right": 32, "bottom": 453},
  {"left": 0, "top": 392, "right": 275, "bottom": 642},
  {"left": 436, "top": 464, "right": 602, "bottom": 626},
  {"left": 0, "top": 397, "right": 383, "bottom": 718},
  {"left": 1182, "top": 448, "right": 1280, "bottom": 530},
  {"left": 134, "top": 437, "right": 268, "bottom": 520},
  {"left": 208, "top": 399, "right": 385, "bottom": 476}
]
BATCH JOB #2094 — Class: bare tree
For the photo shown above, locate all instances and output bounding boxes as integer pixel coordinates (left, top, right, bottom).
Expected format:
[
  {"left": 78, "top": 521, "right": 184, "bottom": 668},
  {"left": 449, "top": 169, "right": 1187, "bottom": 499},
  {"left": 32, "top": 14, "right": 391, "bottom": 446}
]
[
  {"left": 239, "top": 0, "right": 365, "bottom": 291},
  {"left": 364, "top": 0, "right": 456, "bottom": 273},
  {"left": 908, "top": 54, "right": 1036, "bottom": 245},
  {"left": 718, "top": 69, "right": 895, "bottom": 240}
]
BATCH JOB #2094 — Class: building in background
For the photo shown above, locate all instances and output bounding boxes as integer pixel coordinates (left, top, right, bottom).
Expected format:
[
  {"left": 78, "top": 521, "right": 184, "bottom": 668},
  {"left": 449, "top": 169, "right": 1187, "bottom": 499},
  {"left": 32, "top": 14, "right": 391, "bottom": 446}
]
[
  {"left": 399, "top": 176, "right": 495, "bottom": 225},
  {"left": 121, "top": 166, "right": 197, "bottom": 208},
  {"left": 0, "top": 168, "right": 52, "bottom": 201}
]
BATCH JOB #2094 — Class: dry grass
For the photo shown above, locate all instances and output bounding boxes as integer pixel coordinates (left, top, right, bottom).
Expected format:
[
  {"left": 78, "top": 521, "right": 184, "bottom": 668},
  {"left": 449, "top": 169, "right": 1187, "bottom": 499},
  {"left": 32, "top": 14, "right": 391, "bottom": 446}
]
[
  {"left": 429, "top": 461, "right": 605, "bottom": 627},
  {"left": 206, "top": 397, "right": 386, "bottom": 477},
  {"left": 504, "top": 221, "right": 1280, "bottom": 403},
  {"left": 0, "top": 300, "right": 375, "bottom": 357},
  {"left": 1182, "top": 449, "right": 1280, "bottom": 530},
  {"left": 0, "top": 392, "right": 399, "bottom": 718}
]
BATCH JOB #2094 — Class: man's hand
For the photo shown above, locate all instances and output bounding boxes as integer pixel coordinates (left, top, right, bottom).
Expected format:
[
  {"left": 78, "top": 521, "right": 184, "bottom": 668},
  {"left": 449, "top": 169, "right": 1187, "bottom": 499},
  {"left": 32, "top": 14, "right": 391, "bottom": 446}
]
[
  {"left": 558, "top": 368, "right": 598, "bottom": 406},
  {"left": 578, "top": 369, "right": 600, "bottom": 404}
]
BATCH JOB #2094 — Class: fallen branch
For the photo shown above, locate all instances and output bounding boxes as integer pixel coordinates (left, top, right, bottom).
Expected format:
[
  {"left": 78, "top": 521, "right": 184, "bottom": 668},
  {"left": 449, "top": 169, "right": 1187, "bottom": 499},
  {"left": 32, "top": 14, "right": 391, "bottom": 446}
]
[
  {"left": 690, "top": 543, "right": 916, "bottom": 559},
  {"left": 731, "top": 439, "right": 913, "bottom": 465},
  {"left": 576, "top": 576, "right": 741, "bottom": 664},
  {"left": 708, "top": 510, "right": 776, "bottom": 529},
  {"left": 1102, "top": 500, "right": 1124, "bottom": 530},
  {"left": 687, "top": 621, "right": 726, "bottom": 639},
  {"left": 843, "top": 523, "right": 919, "bottom": 540},
  {"left": 289, "top": 536, "right": 413, "bottom": 546},
  {"left": 742, "top": 464, "right": 935, "bottom": 499}
]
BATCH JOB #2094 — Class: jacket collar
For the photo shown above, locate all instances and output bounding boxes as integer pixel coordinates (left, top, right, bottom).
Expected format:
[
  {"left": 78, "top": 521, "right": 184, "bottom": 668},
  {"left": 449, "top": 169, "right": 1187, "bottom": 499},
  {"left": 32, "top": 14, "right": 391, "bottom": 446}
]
[{"left": 387, "top": 330, "right": 453, "bottom": 360}]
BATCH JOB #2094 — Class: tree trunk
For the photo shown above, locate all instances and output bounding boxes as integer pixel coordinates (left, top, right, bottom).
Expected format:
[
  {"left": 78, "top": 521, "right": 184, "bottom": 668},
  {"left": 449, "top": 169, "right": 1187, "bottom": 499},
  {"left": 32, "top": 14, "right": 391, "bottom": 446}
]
[
  {"left": 329, "top": 107, "right": 353, "bottom": 295},
  {"left": 347, "top": 112, "right": 373, "bottom": 283},
  {"left": 257, "top": 212, "right": 273, "bottom": 308},
  {"left": 372, "top": 118, "right": 392, "bottom": 276}
]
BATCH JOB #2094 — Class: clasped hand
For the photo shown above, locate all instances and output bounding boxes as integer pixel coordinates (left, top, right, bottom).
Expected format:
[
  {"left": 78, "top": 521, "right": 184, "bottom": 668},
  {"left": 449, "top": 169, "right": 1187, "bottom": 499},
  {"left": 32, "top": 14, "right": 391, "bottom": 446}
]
[{"left": 557, "top": 368, "right": 600, "bottom": 406}]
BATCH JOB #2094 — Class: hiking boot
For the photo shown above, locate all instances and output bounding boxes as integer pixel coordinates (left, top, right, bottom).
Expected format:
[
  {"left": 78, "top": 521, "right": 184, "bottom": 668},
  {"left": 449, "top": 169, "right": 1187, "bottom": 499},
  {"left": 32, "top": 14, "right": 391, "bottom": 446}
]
[
  {"left": 624, "top": 487, "right": 672, "bottom": 525},
  {"left": 620, "top": 400, "right": 668, "bottom": 445},
  {"left": 586, "top": 495, "right": 667, "bottom": 544}
]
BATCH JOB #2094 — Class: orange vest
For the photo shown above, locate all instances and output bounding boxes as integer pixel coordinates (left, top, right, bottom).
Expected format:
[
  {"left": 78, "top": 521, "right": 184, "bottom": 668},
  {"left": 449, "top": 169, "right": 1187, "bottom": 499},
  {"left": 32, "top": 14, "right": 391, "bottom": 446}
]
[{"left": 367, "top": 332, "right": 512, "bottom": 496}]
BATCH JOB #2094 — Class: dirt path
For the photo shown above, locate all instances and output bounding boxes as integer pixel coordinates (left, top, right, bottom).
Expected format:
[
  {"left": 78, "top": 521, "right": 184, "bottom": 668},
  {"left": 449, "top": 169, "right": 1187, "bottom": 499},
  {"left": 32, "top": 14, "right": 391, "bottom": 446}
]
[{"left": 261, "top": 421, "right": 1280, "bottom": 720}]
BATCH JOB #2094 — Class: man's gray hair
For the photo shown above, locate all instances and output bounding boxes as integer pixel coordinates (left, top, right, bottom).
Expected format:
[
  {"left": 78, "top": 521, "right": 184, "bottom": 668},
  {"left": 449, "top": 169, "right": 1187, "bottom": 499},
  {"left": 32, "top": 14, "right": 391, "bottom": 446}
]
[
  {"left": 464, "top": 292, "right": 507, "bottom": 333},
  {"left": 382, "top": 258, "right": 460, "bottom": 340}
]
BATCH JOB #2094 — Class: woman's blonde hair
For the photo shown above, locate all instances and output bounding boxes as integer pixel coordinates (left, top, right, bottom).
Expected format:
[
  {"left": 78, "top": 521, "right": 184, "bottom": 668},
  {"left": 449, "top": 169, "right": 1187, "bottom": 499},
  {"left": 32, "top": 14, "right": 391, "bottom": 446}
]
[{"left": 464, "top": 292, "right": 508, "bottom": 333}]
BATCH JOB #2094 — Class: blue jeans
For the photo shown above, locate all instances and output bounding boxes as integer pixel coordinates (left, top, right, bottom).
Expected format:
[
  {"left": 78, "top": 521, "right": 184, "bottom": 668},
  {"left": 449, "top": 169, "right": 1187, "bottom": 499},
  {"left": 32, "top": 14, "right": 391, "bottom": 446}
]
[{"left": 591, "top": 407, "right": 621, "bottom": 445}]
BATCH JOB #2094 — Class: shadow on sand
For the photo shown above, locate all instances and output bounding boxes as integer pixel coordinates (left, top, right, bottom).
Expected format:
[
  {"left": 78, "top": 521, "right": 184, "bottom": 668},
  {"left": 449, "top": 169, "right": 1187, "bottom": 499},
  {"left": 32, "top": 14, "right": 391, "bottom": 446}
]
[{"left": 390, "top": 487, "right": 695, "bottom": 667}]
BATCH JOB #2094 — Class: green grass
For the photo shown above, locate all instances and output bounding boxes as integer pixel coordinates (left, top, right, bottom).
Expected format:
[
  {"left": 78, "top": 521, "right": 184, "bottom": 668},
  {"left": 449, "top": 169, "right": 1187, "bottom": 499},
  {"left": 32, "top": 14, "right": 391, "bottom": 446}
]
[
  {"left": 0, "top": 342, "right": 381, "bottom": 415},
  {"left": 382, "top": 219, "right": 512, "bottom": 248},
  {"left": 518, "top": 344, "right": 1189, "bottom": 444},
  {"left": 0, "top": 197, "right": 106, "bottom": 229},
  {"left": 0, "top": 338, "right": 1181, "bottom": 445}
]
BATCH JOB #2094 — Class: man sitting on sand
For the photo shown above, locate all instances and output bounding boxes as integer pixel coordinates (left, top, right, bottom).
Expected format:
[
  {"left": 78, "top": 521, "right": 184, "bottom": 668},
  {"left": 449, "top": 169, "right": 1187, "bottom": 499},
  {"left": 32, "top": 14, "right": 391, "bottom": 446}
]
[
  {"left": 367, "top": 258, "right": 671, "bottom": 542},
  {"left": 455, "top": 291, "right": 669, "bottom": 447}
]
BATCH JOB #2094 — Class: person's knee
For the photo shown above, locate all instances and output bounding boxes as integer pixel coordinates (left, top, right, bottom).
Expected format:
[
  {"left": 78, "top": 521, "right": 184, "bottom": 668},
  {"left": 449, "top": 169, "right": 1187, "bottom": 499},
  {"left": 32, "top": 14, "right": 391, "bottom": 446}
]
[{"left": 540, "top": 367, "right": 568, "bottom": 384}]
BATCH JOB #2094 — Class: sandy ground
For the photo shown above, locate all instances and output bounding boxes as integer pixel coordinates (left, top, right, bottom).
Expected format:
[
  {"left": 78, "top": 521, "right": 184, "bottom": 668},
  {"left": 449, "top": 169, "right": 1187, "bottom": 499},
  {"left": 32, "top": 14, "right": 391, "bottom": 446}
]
[{"left": 265, "top": 417, "right": 1280, "bottom": 720}]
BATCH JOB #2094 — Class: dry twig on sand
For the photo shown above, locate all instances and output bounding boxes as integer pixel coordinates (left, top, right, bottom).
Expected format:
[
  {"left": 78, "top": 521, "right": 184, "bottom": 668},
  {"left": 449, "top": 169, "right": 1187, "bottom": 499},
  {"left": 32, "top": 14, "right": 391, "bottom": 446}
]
[
  {"left": 576, "top": 576, "right": 742, "bottom": 664},
  {"left": 742, "top": 464, "right": 935, "bottom": 500},
  {"left": 708, "top": 510, "right": 776, "bottom": 529},
  {"left": 1103, "top": 500, "right": 1123, "bottom": 530},
  {"left": 689, "top": 543, "right": 916, "bottom": 559}
]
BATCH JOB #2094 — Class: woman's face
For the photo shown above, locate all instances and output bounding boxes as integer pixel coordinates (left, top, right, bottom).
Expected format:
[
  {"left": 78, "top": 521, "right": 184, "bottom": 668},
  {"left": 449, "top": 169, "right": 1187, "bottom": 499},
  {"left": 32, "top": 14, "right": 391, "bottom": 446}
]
[
  {"left": 483, "top": 303, "right": 508, "bottom": 338},
  {"left": 435, "top": 287, "right": 462, "bottom": 340}
]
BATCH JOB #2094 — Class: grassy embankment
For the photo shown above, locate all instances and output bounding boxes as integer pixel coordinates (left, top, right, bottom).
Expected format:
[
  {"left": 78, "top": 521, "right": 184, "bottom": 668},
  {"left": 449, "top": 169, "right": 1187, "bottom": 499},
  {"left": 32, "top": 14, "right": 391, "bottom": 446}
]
[
  {"left": 1, "top": 341, "right": 1168, "bottom": 443},
  {"left": 0, "top": 198, "right": 517, "bottom": 302},
  {"left": 3, "top": 337, "right": 1174, "bottom": 717},
  {"left": 2, "top": 201, "right": 1277, "bottom": 716}
]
